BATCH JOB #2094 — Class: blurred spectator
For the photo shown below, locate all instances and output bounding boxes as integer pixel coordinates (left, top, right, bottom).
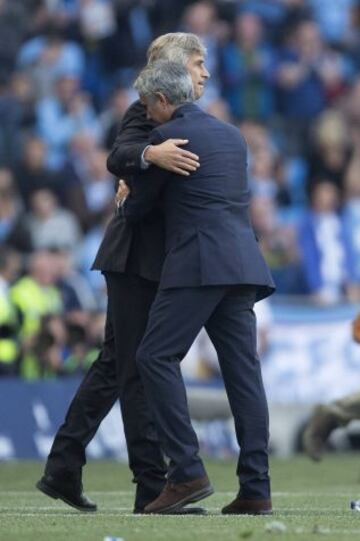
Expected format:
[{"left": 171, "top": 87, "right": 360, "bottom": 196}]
[
  {"left": 98, "top": 0, "right": 154, "bottom": 88},
  {"left": 18, "top": 22, "right": 85, "bottom": 98},
  {"left": 251, "top": 195, "right": 302, "bottom": 293},
  {"left": 276, "top": 19, "right": 354, "bottom": 152},
  {"left": 99, "top": 86, "right": 132, "bottom": 150},
  {"left": 182, "top": 1, "right": 224, "bottom": 106},
  {"left": 36, "top": 72, "right": 99, "bottom": 170},
  {"left": 10, "top": 251, "right": 62, "bottom": 342},
  {"left": 79, "top": 216, "right": 109, "bottom": 308},
  {"left": 221, "top": 11, "right": 276, "bottom": 120},
  {"left": 15, "top": 136, "right": 62, "bottom": 207},
  {"left": 0, "top": 168, "right": 32, "bottom": 253},
  {"left": 52, "top": 248, "right": 97, "bottom": 312},
  {"left": 297, "top": 181, "right": 358, "bottom": 304},
  {"left": 308, "top": 0, "right": 356, "bottom": 46},
  {"left": 58, "top": 135, "right": 114, "bottom": 233},
  {"left": 0, "top": 0, "right": 27, "bottom": 77},
  {"left": 10, "top": 250, "right": 62, "bottom": 378},
  {"left": 0, "top": 247, "right": 21, "bottom": 375},
  {"left": 32, "top": 314, "right": 68, "bottom": 378},
  {"left": 0, "top": 74, "right": 24, "bottom": 168},
  {"left": 343, "top": 147, "right": 360, "bottom": 285},
  {"left": 307, "top": 109, "right": 352, "bottom": 195},
  {"left": 25, "top": 188, "right": 82, "bottom": 254}
]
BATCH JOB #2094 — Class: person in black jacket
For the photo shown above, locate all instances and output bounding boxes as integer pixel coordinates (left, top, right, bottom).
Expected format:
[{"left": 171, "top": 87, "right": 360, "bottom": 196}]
[
  {"left": 36, "top": 33, "right": 209, "bottom": 515},
  {"left": 120, "top": 61, "right": 275, "bottom": 515}
]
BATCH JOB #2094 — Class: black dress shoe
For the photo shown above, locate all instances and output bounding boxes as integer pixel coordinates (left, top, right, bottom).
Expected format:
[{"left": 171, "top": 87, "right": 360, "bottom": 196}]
[
  {"left": 134, "top": 506, "right": 208, "bottom": 515},
  {"left": 36, "top": 475, "right": 97, "bottom": 512}
]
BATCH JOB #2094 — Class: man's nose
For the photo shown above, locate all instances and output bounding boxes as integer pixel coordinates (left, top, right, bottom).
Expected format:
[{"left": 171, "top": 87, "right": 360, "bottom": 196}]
[{"left": 203, "top": 66, "right": 210, "bottom": 79}]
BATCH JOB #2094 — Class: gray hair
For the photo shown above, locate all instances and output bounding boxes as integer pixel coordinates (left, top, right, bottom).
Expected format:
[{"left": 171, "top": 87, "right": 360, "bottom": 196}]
[
  {"left": 134, "top": 61, "right": 195, "bottom": 106},
  {"left": 147, "top": 33, "right": 206, "bottom": 66}
]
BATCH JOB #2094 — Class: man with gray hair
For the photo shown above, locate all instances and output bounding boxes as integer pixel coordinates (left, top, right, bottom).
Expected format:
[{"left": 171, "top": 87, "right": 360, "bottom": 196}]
[
  {"left": 36, "top": 33, "right": 209, "bottom": 515},
  {"left": 119, "top": 59, "right": 275, "bottom": 514}
]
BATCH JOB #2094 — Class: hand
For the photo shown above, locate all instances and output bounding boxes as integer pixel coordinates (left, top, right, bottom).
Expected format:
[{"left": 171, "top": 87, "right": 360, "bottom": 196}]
[
  {"left": 144, "top": 139, "right": 200, "bottom": 176},
  {"left": 115, "top": 179, "right": 130, "bottom": 206},
  {"left": 352, "top": 313, "right": 360, "bottom": 344}
]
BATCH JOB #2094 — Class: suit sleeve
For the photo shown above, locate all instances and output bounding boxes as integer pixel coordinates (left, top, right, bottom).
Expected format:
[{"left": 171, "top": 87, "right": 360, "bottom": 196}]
[
  {"left": 121, "top": 129, "right": 169, "bottom": 224},
  {"left": 106, "top": 101, "right": 156, "bottom": 177}
]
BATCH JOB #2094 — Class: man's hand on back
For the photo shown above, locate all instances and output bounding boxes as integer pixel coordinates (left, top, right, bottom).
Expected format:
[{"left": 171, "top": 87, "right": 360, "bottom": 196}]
[
  {"left": 116, "top": 179, "right": 130, "bottom": 208},
  {"left": 144, "top": 139, "right": 200, "bottom": 176}
]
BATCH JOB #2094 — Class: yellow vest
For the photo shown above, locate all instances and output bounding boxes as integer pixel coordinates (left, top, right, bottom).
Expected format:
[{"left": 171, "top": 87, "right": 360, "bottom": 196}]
[
  {"left": 0, "top": 293, "right": 19, "bottom": 364},
  {"left": 10, "top": 276, "right": 62, "bottom": 339}
]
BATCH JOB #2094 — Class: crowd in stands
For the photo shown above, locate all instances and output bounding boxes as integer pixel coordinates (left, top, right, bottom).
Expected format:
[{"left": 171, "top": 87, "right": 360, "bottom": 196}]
[{"left": 1, "top": 0, "right": 360, "bottom": 378}]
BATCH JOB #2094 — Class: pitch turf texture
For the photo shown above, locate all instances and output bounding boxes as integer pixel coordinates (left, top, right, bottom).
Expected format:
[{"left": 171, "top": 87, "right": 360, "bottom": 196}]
[{"left": 1, "top": 456, "right": 360, "bottom": 541}]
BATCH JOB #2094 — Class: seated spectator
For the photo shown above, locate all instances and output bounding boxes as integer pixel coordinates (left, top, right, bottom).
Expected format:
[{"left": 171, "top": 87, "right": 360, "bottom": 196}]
[
  {"left": 99, "top": 86, "right": 132, "bottom": 150},
  {"left": 297, "top": 180, "right": 357, "bottom": 304},
  {"left": 25, "top": 188, "right": 82, "bottom": 255},
  {"left": 36, "top": 72, "right": 99, "bottom": 170},
  {"left": 343, "top": 156, "right": 360, "bottom": 289},
  {"left": 250, "top": 195, "right": 303, "bottom": 294},
  {"left": 221, "top": 11, "right": 276, "bottom": 120},
  {"left": 52, "top": 248, "right": 97, "bottom": 313},
  {"left": 83, "top": 148, "right": 115, "bottom": 214},
  {"left": 10, "top": 250, "right": 63, "bottom": 378},
  {"left": 78, "top": 216, "right": 109, "bottom": 308},
  {"left": 0, "top": 247, "right": 21, "bottom": 376},
  {"left": 0, "top": 74, "right": 26, "bottom": 168},
  {"left": 308, "top": 0, "right": 356, "bottom": 46},
  {"left": 276, "top": 19, "right": 354, "bottom": 151},
  {"left": 11, "top": 251, "right": 62, "bottom": 340},
  {"left": 307, "top": 109, "right": 352, "bottom": 195},
  {"left": 15, "top": 136, "right": 63, "bottom": 207},
  {"left": 32, "top": 314, "right": 68, "bottom": 378},
  {"left": 0, "top": 168, "right": 32, "bottom": 253},
  {"left": 0, "top": 0, "right": 27, "bottom": 76},
  {"left": 17, "top": 22, "right": 85, "bottom": 98}
]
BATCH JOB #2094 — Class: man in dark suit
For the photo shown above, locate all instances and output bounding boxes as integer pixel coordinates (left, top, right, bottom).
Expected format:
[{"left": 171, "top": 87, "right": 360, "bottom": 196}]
[
  {"left": 119, "top": 60, "right": 275, "bottom": 515},
  {"left": 36, "top": 33, "right": 209, "bottom": 515}
]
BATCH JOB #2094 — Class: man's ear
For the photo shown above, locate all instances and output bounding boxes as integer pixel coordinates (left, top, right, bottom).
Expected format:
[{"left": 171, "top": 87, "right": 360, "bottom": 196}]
[{"left": 157, "top": 92, "right": 169, "bottom": 108}]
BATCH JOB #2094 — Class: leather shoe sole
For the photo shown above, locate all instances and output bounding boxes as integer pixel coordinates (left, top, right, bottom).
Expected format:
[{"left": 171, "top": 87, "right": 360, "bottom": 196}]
[{"left": 36, "top": 479, "right": 97, "bottom": 513}]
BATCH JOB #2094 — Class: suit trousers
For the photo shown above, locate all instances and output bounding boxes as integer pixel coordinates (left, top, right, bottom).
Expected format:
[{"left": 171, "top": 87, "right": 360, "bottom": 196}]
[
  {"left": 45, "top": 272, "right": 167, "bottom": 509},
  {"left": 136, "top": 285, "right": 270, "bottom": 499}
]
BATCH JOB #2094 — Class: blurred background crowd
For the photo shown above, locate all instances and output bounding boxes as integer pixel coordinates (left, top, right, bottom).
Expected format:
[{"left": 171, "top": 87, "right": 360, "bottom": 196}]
[{"left": 1, "top": 0, "right": 360, "bottom": 379}]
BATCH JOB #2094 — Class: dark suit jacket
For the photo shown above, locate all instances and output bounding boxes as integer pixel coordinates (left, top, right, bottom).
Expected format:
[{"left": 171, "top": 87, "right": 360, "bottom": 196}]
[
  {"left": 123, "top": 103, "right": 275, "bottom": 301},
  {"left": 91, "top": 100, "right": 165, "bottom": 282}
]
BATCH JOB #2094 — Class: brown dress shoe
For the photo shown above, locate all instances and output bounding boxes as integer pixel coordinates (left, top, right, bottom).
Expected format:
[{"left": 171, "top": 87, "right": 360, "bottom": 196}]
[
  {"left": 144, "top": 475, "right": 214, "bottom": 514},
  {"left": 222, "top": 496, "right": 272, "bottom": 515}
]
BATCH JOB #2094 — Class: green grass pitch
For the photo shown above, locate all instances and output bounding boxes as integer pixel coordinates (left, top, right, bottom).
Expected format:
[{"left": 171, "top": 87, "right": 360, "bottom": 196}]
[{"left": 1, "top": 454, "right": 360, "bottom": 541}]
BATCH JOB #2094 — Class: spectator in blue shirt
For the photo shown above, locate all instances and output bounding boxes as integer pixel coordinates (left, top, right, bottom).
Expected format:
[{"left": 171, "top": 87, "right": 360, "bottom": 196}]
[{"left": 221, "top": 11, "right": 276, "bottom": 120}]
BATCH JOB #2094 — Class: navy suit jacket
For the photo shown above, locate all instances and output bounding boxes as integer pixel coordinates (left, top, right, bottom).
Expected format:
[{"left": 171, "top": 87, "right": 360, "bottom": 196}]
[{"left": 123, "top": 103, "right": 275, "bottom": 301}]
